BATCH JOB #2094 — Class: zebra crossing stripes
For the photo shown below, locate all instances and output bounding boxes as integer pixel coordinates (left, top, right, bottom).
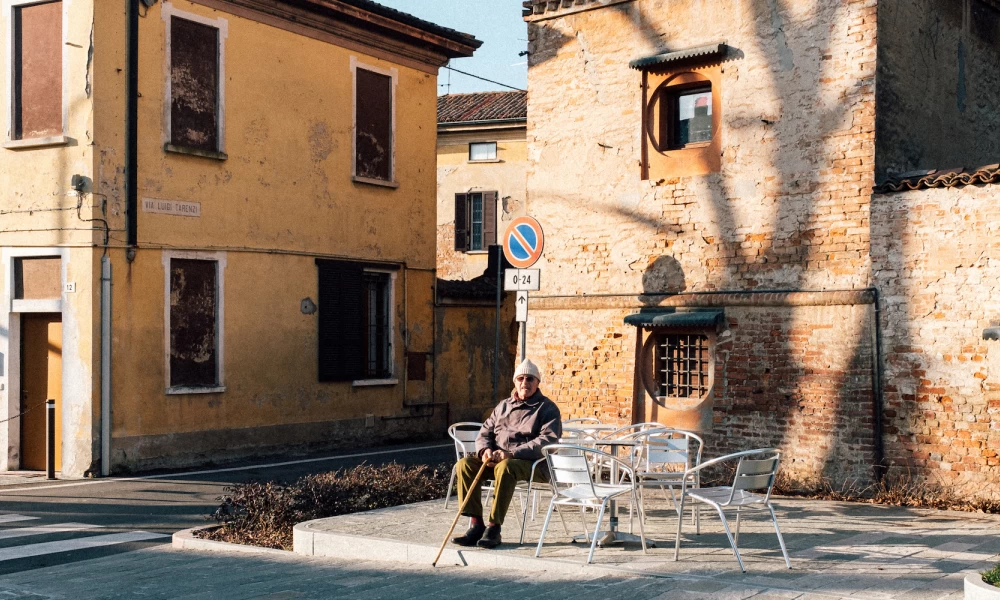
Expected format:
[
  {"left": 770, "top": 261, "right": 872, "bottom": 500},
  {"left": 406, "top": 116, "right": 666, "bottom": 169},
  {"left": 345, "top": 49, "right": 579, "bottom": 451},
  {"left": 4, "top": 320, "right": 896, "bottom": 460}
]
[{"left": 0, "top": 513, "right": 169, "bottom": 570}]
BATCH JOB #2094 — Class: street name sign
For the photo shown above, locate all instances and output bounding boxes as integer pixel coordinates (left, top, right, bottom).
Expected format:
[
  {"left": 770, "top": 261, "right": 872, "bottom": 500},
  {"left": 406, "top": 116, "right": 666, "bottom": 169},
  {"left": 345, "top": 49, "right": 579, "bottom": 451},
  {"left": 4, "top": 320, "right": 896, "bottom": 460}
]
[{"left": 504, "top": 268, "right": 540, "bottom": 291}]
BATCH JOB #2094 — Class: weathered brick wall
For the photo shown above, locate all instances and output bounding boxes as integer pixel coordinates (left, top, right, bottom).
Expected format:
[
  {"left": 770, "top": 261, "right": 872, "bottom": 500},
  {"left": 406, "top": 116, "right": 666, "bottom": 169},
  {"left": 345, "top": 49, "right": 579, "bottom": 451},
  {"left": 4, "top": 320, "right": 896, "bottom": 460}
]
[
  {"left": 523, "top": 0, "right": 881, "bottom": 486},
  {"left": 872, "top": 185, "right": 1000, "bottom": 500},
  {"left": 529, "top": 300, "right": 876, "bottom": 485}
]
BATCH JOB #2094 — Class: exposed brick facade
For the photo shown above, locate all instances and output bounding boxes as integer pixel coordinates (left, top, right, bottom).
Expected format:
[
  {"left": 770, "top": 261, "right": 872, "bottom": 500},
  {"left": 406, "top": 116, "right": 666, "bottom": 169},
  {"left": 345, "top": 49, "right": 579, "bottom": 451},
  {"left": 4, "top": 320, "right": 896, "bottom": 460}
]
[{"left": 521, "top": 0, "right": 999, "bottom": 498}]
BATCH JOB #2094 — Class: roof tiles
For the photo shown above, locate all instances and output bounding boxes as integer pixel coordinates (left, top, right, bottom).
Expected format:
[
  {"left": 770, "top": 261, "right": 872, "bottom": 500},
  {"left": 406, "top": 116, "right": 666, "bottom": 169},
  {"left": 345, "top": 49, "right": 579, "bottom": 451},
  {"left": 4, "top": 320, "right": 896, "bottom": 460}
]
[
  {"left": 437, "top": 91, "right": 527, "bottom": 124},
  {"left": 874, "top": 164, "right": 1000, "bottom": 193}
]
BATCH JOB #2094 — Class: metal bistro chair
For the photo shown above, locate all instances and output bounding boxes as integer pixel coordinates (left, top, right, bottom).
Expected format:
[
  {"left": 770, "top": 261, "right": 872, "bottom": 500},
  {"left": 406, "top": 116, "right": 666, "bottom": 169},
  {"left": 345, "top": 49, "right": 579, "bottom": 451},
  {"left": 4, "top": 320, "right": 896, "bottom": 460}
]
[
  {"left": 536, "top": 444, "right": 647, "bottom": 564},
  {"left": 562, "top": 417, "right": 603, "bottom": 426},
  {"left": 444, "top": 422, "right": 489, "bottom": 509},
  {"left": 673, "top": 448, "right": 790, "bottom": 572},
  {"left": 629, "top": 429, "right": 704, "bottom": 532}
]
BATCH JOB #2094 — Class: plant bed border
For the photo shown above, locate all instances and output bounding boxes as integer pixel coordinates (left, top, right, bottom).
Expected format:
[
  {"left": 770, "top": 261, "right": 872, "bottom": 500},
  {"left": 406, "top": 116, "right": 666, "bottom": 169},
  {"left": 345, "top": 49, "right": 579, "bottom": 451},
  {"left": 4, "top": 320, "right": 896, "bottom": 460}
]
[
  {"left": 967, "top": 573, "right": 1000, "bottom": 600},
  {"left": 173, "top": 525, "right": 291, "bottom": 556}
]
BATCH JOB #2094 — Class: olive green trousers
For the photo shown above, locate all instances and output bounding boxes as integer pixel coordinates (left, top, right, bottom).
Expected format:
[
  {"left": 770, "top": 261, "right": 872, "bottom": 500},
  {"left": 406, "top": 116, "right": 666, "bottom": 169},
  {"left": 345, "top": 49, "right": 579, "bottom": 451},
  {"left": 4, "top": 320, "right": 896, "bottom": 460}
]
[{"left": 456, "top": 456, "right": 548, "bottom": 526}]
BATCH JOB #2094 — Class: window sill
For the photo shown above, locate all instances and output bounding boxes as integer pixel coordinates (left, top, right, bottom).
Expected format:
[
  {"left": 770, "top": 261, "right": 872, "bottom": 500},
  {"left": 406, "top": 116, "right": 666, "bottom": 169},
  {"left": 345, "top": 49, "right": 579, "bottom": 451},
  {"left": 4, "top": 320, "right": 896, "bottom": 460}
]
[
  {"left": 352, "top": 175, "right": 399, "bottom": 189},
  {"left": 466, "top": 250, "right": 489, "bottom": 255},
  {"left": 3, "top": 135, "right": 71, "bottom": 150},
  {"left": 166, "top": 385, "right": 227, "bottom": 395},
  {"left": 467, "top": 159, "right": 502, "bottom": 164},
  {"left": 164, "top": 144, "right": 228, "bottom": 161},
  {"left": 664, "top": 141, "right": 712, "bottom": 151},
  {"left": 352, "top": 378, "right": 398, "bottom": 387}
]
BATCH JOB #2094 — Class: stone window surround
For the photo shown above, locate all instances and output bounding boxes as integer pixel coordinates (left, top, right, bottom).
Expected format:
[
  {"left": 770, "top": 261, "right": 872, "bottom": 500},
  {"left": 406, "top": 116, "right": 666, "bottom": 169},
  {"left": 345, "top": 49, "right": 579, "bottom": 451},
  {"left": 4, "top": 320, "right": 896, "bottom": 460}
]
[
  {"left": 2, "top": 0, "right": 70, "bottom": 149},
  {"left": 161, "top": 2, "right": 228, "bottom": 159},
  {"left": 161, "top": 250, "right": 227, "bottom": 395},
  {"left": 642, "top": 67, "right": 723, "bottom": 179}
]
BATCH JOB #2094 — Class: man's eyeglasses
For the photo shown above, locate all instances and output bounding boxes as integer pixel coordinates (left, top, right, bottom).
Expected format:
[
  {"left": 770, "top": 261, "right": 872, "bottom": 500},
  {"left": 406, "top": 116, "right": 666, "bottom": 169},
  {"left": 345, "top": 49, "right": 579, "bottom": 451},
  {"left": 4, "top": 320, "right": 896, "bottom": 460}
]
[{"left": 515, "top": 375, "right": 537, "bottom": 383}]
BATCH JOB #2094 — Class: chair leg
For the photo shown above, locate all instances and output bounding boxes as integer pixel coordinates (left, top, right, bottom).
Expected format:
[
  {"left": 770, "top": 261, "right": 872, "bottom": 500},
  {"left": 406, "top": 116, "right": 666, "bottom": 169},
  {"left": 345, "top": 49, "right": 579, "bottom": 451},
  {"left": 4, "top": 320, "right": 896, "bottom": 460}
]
[
  {"left": 587, "top": 500, "right": 608, "bottom": 564},
  {"left": 673, "top": 494, "right": 686, "bottom": 561},
  {"left": 519, "top": 482, "right": 533, "bottom": 544},
  {"left": 734, "top": 507, "right": 741, "bottom": 548},
  {"left": 712, "top": 505, "right": 746, "bottom": 573},
  {"left": 633, "top": 489, "right": 647, "bottom": 554},
  {"left": 535, "top": 500, "right": 557, "bottom": 558},
  {"left": 557, "top": 503, "right": 571, "bottom": 537},
  {"left": 444, "top": 464, "right": 456, "bottom": 508},
  {"left": 768, "top": 504, "right": 791, "bottom": 569}
]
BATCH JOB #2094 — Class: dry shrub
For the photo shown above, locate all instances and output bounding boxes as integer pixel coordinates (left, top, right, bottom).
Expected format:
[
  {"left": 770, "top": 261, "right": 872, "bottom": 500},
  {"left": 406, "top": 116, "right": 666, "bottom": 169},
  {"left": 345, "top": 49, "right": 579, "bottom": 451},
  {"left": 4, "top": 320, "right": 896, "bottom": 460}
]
[
  {"left": 199, "top": 462, "right": 450, "bottom": 550},
  {"left": 700, "top": 460, "right": 1000, "bottom": 515}
]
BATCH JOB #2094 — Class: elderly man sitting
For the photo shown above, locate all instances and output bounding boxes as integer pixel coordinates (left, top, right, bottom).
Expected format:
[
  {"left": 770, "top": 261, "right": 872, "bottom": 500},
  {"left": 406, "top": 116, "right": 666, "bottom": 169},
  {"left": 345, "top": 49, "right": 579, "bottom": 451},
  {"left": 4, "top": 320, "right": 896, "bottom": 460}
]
[{"left": 452, "top": 359, "right": 562, "bottom": 549}]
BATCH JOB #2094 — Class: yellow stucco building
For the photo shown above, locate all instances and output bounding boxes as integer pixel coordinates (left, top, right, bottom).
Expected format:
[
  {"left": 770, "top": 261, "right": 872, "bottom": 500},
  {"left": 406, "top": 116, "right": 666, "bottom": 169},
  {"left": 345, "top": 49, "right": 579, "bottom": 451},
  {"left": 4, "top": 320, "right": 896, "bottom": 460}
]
[{"left": 0, "top": 0, "right": 479, "bottom": 475}]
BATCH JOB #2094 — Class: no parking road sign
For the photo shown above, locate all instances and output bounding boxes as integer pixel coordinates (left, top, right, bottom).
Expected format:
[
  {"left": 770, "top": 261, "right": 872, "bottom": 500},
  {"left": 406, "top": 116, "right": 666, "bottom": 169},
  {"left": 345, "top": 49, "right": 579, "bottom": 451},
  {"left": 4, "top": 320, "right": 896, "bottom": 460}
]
[{"left": 502, "top": 216, "right": 545, "bottom": 269}]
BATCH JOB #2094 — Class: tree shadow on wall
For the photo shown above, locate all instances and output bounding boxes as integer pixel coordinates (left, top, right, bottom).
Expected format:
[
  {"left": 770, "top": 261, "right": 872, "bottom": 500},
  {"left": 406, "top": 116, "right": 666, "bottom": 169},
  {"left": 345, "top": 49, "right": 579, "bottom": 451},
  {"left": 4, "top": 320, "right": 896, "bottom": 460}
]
[{"left": 638, "top": 255, "right": 686, "bottom": 306}]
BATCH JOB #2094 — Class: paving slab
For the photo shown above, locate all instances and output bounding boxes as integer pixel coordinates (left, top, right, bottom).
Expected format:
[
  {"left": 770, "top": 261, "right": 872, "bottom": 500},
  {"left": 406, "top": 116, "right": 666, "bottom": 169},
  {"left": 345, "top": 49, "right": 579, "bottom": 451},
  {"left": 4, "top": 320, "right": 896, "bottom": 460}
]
[{"left": 293, "top": 496, "right": 1000, "bottom": 599}]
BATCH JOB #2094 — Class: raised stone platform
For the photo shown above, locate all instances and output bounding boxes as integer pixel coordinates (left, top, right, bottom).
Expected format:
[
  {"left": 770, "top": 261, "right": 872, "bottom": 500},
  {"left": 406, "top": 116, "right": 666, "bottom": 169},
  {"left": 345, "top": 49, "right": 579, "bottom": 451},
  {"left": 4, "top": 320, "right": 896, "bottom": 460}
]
[{"left": 294, "top": 496, "right": 1000, "bottom": 598}]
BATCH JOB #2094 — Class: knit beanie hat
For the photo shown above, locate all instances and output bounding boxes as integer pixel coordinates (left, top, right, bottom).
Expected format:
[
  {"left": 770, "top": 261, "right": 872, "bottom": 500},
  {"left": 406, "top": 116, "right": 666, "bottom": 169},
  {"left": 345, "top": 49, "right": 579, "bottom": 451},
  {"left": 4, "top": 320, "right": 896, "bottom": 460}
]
[{"left": 513, "top": 359, "right": 541, "bottom": 383}]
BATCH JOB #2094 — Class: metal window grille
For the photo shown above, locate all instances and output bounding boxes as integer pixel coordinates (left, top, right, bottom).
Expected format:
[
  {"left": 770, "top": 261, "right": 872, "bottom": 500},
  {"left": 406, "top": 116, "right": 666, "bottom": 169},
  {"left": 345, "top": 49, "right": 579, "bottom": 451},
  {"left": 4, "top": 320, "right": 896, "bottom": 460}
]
[
  {"left": 362, "top": 272, "right": 391, "bottom": 379},
  {"left": 657, "top": 333, "right": 710, "bottom": 398}
]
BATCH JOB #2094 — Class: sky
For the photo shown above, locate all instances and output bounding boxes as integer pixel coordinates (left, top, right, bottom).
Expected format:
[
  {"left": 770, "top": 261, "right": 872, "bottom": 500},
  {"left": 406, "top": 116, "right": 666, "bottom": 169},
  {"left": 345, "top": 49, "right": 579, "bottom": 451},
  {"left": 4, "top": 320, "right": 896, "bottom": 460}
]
[{"left": 374, "top": 0, "right": 528, "bottom": 95}]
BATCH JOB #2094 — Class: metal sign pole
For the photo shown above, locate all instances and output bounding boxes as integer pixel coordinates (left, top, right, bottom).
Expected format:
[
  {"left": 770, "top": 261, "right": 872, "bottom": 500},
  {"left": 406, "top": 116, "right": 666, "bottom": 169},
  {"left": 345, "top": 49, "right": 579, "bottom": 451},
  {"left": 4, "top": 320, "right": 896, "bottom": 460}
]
[{"left": 492, "top": 247, "right": 501, "bottom": 403}]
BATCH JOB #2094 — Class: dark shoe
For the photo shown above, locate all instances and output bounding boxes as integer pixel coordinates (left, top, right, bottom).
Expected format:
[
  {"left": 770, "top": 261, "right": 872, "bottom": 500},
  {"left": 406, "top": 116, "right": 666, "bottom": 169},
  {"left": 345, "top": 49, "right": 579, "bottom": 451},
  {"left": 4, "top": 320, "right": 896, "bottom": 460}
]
[
  {"left": 477, "top": 525, "right": 502, "bottom": 549},
  {"left": 452, "top": 522, "right": 486, "bottom": 547}
]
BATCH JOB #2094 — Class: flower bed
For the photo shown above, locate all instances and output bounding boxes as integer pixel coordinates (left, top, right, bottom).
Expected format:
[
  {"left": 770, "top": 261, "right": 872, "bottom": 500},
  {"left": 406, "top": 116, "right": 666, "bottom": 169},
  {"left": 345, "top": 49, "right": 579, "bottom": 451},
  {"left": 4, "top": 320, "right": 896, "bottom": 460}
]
[{"left": 198, "top": 462, "right": 450, "bottom": 550}]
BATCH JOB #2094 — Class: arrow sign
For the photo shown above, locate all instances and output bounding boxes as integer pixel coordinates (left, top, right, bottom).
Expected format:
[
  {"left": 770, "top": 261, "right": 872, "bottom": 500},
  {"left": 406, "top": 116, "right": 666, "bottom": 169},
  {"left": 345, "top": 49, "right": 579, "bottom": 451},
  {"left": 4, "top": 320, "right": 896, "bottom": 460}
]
[{"left": 516, "top": 291, "right": 528, "bottom": 322}]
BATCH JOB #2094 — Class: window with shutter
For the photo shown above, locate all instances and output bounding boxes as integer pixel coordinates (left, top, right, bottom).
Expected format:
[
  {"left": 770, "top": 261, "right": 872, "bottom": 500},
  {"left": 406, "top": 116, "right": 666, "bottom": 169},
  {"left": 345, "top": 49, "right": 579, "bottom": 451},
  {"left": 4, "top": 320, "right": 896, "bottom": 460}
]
[
  {"left": 355, "top": 67, "right": 394, "bottom": 182},
  {"left": 454, "top": 193, "right": 469, "bottom": 251},
  {"left": 12, "top": 1, "right": 63, "bottom": 140},
  {"left": 168, "top": 258, "right": 221, "bottom": 389},
  {"left": 317, "top": 260, "right": 396, "bottom": 382},
  {"left": 170, "top": 16, "right": 221, "bottom": 152}
]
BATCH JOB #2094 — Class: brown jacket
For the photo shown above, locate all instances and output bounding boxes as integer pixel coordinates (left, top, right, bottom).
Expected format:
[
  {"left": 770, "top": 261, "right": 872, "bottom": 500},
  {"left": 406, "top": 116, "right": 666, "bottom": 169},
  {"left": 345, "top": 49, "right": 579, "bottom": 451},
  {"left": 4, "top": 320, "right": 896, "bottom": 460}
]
[{"left": 475, "top": 390, "right": 562, "bottom": 461}]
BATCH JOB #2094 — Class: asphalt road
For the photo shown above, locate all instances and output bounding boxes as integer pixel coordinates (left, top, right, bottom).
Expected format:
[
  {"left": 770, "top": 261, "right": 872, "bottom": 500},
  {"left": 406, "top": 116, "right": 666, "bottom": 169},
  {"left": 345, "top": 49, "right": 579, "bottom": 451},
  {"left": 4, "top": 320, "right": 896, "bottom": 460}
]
[{"left": 0, "top": 441, "right": 453, "bottom": 576}]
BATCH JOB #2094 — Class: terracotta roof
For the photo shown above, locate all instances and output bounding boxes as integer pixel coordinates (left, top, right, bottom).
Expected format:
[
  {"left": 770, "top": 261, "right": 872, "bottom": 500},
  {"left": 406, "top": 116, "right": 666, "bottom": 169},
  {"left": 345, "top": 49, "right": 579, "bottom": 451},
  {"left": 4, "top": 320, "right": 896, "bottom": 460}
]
[
  {"left": 873, "top": 164, "right": 1000, "bottom": 193},
  {"left": 438, "top": 91, "right": 527, "bottom": 124}
]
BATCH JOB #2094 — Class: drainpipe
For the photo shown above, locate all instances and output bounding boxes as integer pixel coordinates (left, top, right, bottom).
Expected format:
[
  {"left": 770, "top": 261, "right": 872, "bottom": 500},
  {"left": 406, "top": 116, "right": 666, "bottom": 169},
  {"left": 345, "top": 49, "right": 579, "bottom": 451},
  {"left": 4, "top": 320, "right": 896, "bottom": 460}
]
[
  {"left": 871, "top": 287, "right": 885, "bottom": 482},
  {"left": 124, "top": 0, "right": 139, "bottom": 255},
  {"left": 100, "top": 257, "right": 113, "bottom": 476}
]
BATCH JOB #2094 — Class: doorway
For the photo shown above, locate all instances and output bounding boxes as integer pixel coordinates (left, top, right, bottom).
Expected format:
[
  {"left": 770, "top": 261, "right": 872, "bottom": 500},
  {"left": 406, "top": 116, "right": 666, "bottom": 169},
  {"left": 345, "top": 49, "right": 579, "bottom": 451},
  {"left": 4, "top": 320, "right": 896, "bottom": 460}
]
[{"left": 20, "top": 313, "right": 62, "bottom": 471}]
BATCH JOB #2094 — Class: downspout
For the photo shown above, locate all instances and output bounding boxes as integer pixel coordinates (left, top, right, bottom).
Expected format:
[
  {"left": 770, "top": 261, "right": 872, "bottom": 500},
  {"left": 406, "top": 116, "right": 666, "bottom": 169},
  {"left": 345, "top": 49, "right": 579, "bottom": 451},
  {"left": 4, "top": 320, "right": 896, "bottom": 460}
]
[
  {"left": 871, "top": 286, "right": 885, "bottom": 482},
  {"left": 124, "top": 0, "right": 139, "bottom": 255},
  {"left": 100, "top": 257, "right": 112, "bottom": 476}
]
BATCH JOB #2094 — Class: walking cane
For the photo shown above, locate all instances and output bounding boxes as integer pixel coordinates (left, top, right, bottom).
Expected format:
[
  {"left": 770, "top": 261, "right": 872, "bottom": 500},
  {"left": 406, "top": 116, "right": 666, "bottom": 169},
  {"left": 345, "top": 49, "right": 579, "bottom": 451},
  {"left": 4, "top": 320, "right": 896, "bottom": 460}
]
[{"left": 432, "top": 459, "right": 490, "bottom": 567}]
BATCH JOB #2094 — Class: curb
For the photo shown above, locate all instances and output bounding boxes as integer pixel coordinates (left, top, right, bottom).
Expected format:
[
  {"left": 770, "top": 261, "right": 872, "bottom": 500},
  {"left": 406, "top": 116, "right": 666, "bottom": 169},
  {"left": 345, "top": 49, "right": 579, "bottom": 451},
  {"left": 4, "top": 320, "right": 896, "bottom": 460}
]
[
  {"left": 292, "top": 519, "right": 650, "bottom": 576},
  {"left": 966, "top": 573, "right": 1000, "bottom": 600},
  {"left": 172, "top": 525, "right": 291, "bottom": 557}
]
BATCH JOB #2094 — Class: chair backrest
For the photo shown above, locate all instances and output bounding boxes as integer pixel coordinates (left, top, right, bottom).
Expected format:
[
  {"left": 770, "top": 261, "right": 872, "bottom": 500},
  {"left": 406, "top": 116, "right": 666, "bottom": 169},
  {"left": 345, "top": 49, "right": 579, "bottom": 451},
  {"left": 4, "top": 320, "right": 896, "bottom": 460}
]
[
  {"left": 603, "top": 422, "right": 668, "bottom": 440},
  {"left": 559, "top": 427, "right": 598, "bottom": 443},
  {"left": 447, "top": 422, "right": 482, "bottom": 459},
  {"left": 544, "top": 444, "right": 626, "bottom": 502},
  {"left": 725, "top": 448, "right": 781, "bottom": 504},
  {"left": 638, "top": 429, "right": 704, "bottom": 473},
  {"left": 563, "top": 417, "right": 602, "bottom": 426}
]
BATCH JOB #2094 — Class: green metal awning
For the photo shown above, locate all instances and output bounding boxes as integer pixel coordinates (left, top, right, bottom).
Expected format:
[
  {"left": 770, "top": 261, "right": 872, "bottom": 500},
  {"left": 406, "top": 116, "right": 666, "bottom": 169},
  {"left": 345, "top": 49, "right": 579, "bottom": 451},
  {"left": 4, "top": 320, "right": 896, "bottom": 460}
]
[
  {"left": 624, "top": 308, "right": 724, "bottom": 329},
  {"left": 629, "top": 42, "right": 727, "bottom": 71}
]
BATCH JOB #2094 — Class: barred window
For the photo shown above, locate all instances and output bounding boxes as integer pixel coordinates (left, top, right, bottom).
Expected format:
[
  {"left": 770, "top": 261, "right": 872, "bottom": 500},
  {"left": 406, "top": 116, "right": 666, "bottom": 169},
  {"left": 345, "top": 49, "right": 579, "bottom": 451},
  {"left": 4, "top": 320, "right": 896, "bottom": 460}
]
[{"left": 655, "top": 333, "right": 710, "bottom": 399}]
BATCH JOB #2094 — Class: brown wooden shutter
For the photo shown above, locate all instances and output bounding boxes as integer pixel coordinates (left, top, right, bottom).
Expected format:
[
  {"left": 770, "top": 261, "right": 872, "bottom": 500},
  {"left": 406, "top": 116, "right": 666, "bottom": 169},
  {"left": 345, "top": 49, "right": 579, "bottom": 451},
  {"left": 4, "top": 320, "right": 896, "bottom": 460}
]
[
  {"left": 454, "top": 193, "right": 469, "bottom": 251},
  {"left": 317, "top": 260, "right": 365, "bottom": 382},
  {"left": 171, "top": 17, "right": 219, "bottom": 151},
  {"left": 483, "top": 191, "right": 498, "bottom": 247},
  {"left": 355, "top": 68, "right": 393, "bottom": 181},
  {"left": 169, "top": 259, "right": 218, "bottom": 388},
  {"left": 13, "top": 1, "right": 62, "bottom": 140}
]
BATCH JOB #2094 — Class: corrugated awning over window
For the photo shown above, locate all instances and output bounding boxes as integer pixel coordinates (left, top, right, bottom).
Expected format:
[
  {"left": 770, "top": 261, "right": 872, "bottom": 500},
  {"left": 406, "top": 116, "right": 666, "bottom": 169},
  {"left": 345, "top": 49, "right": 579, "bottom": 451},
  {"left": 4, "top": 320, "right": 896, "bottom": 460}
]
[
  {"left": 623, "top": 308, "right": 725, "bottom": 329},
  {"left": 629, "top": 42, "right": 727, "bottom": 71}
]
